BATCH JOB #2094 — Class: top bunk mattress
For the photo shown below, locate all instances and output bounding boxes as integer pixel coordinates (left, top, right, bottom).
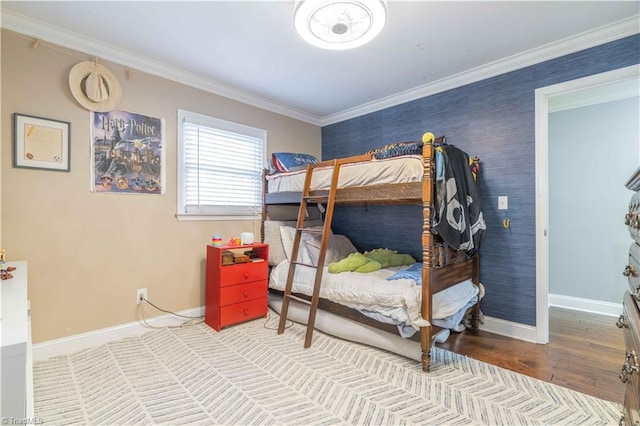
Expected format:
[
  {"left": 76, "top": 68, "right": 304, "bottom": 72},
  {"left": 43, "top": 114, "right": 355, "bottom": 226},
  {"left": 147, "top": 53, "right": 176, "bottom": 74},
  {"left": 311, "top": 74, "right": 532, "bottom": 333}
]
[{"left": 266, "top": 155, "right": 425, "bottom": 194}]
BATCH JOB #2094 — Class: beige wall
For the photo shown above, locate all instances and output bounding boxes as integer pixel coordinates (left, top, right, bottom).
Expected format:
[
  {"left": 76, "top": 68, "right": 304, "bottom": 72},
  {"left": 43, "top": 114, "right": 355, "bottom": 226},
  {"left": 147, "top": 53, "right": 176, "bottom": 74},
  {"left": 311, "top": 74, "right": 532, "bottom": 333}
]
[{"left": 1, "top": 30, "right": 321, "bottom": 343}]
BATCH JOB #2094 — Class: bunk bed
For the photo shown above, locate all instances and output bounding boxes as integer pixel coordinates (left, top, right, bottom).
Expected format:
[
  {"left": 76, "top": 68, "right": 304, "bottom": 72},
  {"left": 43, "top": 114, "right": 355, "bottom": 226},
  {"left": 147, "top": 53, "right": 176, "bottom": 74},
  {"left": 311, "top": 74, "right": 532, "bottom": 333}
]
[{"left": 262, "top": 132, "right": 485, "bottom": 372}]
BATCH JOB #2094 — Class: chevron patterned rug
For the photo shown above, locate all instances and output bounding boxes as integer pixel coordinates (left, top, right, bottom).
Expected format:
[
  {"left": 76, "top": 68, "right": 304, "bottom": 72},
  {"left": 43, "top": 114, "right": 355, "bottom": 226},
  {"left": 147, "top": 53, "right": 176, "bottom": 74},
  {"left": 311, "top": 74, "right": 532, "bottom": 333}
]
[{"left": 33, "top": 315, "right": 622, "bottom": 425}]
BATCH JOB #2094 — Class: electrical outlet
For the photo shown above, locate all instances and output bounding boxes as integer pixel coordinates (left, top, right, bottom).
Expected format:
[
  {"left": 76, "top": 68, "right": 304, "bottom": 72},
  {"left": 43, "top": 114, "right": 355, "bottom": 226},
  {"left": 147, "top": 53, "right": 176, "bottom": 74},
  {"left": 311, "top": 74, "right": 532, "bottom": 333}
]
[{"left": 136, "top": 288, "right": 147, "bottom": 305}]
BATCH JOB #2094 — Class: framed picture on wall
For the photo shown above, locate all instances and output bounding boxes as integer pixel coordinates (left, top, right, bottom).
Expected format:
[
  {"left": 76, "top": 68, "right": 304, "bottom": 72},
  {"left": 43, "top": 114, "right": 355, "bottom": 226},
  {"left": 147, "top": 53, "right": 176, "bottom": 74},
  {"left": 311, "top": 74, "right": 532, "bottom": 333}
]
[
  {"left": 13, "top": 113, "right": 71, "bottom": 172},
  {"left": 90, "top": 109, "right": 165, "bottom": 194}
]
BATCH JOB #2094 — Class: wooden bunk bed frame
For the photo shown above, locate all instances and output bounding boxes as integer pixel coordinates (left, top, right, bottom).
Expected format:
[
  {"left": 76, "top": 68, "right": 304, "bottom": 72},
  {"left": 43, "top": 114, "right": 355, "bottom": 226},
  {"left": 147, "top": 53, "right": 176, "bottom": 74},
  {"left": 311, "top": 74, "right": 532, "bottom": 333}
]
[{"left": 263, "top": 132, "right": 481, "bottom": 372}]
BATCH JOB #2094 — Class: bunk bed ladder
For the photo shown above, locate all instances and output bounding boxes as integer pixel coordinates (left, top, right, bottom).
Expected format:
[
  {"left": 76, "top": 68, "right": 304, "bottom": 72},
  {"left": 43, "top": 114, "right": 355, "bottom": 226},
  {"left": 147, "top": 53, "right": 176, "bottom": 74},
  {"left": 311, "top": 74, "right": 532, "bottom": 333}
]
[{"left": 277, "top": 159, "right": 341, "bottom": 348}]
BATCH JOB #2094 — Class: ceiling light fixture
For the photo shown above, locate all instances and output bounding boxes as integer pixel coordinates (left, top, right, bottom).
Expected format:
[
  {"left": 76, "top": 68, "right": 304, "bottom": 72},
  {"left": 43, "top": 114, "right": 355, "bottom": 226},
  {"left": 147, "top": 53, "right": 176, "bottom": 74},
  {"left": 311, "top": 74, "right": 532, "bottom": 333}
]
[{"left": 294, "top": 0, "right": 387, "bottom": 50}]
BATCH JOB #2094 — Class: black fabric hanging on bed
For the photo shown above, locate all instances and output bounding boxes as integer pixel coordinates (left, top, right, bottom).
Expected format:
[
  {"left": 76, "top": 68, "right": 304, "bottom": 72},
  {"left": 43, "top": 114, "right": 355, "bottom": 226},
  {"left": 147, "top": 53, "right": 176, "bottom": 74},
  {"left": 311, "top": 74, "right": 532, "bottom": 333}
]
[{"left": 434, "top": 145, "right": 486, "bottom": 256}]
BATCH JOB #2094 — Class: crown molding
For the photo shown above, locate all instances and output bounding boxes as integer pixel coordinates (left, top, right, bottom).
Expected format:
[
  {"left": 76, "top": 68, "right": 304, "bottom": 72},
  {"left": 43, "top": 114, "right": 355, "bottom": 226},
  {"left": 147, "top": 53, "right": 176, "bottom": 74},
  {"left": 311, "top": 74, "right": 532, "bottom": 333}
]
[
  {"left": 322, "top": 14, "right": 640, "bottom": 125},
  {"left": 2, "top": 10, "right": 638, "bottom": 127},
  {"left": 0, "top": 10, "right": 323, "bottom": 126}
]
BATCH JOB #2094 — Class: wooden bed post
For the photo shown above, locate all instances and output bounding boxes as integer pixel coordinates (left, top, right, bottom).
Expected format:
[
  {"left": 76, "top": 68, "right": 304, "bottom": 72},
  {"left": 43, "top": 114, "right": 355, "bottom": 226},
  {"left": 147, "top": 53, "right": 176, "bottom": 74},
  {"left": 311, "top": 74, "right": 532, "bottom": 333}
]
[
  {"left": 470, "top": 157, "right": 482, "bottom": 330},
  {"left": 471, "top": 253, "right": 481, "bottom": 329},
  {"left": 421, "top": 132, "right": 435, "bottom": 372}
]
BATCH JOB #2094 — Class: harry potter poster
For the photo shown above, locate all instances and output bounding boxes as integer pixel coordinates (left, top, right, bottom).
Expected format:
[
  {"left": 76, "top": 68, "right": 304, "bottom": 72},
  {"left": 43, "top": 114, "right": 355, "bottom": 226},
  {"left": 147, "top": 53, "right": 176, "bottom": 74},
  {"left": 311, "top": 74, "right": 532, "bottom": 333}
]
[{"left": 91, "top": 110, "right": 165, "bottom": 194}]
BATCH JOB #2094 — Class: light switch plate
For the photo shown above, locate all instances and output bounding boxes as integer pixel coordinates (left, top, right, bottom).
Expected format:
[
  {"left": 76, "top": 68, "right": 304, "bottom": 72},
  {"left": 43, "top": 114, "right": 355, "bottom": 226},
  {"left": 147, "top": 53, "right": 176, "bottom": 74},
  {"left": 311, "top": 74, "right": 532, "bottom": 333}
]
[{"left": 498, "top": 196, "right": 508, "bottom": 210}]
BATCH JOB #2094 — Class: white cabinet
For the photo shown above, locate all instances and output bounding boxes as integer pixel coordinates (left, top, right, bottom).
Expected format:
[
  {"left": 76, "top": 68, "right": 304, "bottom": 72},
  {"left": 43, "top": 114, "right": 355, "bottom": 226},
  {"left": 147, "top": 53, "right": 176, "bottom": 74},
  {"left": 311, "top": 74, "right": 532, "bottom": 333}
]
[{"left": 1, "top": 261, "right": 32, "bottom": 419}]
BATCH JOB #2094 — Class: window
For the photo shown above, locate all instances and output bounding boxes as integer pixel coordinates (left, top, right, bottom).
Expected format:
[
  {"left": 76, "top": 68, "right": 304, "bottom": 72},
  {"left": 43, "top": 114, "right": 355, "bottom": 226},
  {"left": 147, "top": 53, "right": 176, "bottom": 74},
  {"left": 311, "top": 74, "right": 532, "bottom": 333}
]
[{"left": 177, "top": 110, "right": 266, "bottom": 220}]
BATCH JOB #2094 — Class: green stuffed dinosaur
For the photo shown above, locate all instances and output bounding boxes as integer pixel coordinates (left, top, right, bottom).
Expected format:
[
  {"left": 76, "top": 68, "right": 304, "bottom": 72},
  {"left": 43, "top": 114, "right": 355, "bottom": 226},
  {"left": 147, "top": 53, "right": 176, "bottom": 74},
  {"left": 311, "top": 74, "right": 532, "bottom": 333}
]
[{"left": 327, "top": 248, "right": 415, "bottom": 273}]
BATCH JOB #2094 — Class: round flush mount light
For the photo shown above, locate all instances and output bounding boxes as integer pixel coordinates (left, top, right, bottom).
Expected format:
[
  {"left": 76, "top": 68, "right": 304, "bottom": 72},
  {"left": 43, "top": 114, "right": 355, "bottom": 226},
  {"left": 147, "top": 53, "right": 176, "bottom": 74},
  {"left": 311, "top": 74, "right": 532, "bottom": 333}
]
[{"left": 294, "top": 0, "right": 387, "bottom": 50}]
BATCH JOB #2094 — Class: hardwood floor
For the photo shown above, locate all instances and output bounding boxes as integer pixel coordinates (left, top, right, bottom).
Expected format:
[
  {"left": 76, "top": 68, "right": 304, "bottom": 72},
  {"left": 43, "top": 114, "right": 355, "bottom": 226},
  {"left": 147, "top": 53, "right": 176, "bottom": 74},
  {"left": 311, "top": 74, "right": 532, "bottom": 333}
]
[{"left": 437, "top": 306, "right": 625, "bottom": 403}]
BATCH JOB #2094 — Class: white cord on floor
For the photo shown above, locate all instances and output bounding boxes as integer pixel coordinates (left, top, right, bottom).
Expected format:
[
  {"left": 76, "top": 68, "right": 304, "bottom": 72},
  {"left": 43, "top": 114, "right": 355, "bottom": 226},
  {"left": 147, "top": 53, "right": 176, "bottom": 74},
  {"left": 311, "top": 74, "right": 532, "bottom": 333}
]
[{"left": 137, "top": 302, "right": 204, "bottom": 330}]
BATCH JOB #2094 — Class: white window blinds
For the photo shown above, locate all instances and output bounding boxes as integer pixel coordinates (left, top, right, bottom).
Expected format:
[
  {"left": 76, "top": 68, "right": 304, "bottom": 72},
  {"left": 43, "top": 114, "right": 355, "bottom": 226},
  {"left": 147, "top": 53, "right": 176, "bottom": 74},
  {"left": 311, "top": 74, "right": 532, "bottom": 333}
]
[{"left": 178, "top": 110, "right": 266, "bottom": 218}]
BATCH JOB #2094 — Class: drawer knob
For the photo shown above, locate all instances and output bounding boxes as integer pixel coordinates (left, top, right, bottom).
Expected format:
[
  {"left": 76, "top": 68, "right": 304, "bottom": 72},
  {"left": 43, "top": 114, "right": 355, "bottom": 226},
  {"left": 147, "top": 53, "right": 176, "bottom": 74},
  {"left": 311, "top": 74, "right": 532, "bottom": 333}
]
[
  {"left": 623, "top": 264, "right": 638, "bottom": 277},
  {"left": 244, "top": 291, "right": 249, "bottom": 298},
  {"left": 243, "top": 309, "right": 248, "bottom": 317},
  {"left": 244, "top": 272, "right": 249, "bottom": 279},
  {"left": 619, "top": 350, "right": 639, "bottom": 383},
  {"left": 617, "top": 314, "right": 628, "bottom": 329}
]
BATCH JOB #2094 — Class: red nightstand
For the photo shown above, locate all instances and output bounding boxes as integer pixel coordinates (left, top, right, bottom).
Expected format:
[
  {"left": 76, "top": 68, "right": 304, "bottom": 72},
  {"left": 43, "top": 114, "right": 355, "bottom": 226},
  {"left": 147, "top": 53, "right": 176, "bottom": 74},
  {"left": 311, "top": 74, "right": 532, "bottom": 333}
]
[{"left": 205, "top": 243, "right": 269, "bottom": 331}]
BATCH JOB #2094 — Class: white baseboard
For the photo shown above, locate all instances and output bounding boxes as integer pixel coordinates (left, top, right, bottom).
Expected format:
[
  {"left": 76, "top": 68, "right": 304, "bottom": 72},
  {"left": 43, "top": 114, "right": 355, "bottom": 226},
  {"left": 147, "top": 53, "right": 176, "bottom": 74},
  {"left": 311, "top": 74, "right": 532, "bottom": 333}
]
[
  {"left": 33, "top": 306, "right": 205, "bottom": 361},
  {"left": 478, "top": 295, "right": 624, "bottom": 344},
  {"left": 34, "top": 298, "right": 616, "bottom": 361},
  {"left": 548, "top": 293, "right": 622, "bottom": 317},
  {"left": 479, "top": 316, "right": 539, "bottom": 343}
]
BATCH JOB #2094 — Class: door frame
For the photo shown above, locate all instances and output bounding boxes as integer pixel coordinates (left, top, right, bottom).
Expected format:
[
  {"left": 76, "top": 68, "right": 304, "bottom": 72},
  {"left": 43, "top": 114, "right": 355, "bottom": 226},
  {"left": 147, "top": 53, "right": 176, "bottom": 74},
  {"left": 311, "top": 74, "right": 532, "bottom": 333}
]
[{"left": 534, "top": 64, "right": 640, "bottom": 343}]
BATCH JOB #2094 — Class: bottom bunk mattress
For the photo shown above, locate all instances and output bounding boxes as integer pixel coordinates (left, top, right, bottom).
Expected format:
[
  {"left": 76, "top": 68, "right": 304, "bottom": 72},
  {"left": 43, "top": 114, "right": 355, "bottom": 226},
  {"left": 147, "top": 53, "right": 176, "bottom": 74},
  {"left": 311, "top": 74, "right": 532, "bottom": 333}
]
[{"left": 268, "top": 260, "right": 479, "bottom": 336}]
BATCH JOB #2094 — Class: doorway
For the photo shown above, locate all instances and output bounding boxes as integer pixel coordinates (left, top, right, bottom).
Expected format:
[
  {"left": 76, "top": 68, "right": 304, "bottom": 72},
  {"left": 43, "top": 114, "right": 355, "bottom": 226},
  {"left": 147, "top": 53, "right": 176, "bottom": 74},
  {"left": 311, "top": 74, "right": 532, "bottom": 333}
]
[{"left": 534, "top": 64, "right": 640, "bottom": 343}]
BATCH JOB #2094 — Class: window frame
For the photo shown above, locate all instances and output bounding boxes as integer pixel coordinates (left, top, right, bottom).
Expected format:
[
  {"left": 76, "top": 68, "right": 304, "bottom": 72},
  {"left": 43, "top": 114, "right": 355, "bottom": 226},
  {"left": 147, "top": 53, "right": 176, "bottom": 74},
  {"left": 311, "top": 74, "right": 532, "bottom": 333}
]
[{"left": 176, "top": 109, "right": 267, "bottom": 221}]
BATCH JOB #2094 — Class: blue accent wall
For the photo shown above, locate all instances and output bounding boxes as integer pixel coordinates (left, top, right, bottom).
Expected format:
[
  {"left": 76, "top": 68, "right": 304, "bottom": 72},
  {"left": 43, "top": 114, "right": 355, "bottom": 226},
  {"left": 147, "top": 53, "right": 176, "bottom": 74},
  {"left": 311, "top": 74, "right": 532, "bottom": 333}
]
[{"left": 322, "top": 34, "right": 640, "bottom": 326}]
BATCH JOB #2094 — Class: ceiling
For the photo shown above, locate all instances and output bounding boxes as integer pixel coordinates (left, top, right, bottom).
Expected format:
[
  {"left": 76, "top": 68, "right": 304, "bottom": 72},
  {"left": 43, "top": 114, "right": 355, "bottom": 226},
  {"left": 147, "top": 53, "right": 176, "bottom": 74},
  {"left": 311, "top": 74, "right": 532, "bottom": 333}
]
[{"left": 1, "top": 1, "right": 639, "bottom": 125}]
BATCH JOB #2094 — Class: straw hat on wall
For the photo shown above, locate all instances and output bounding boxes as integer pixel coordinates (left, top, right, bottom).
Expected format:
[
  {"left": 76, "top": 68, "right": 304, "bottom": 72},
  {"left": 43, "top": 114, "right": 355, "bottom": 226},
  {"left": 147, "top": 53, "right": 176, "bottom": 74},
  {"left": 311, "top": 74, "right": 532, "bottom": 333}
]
[{"left": 68, "top": 60, "right": 122, "bottom": 112}]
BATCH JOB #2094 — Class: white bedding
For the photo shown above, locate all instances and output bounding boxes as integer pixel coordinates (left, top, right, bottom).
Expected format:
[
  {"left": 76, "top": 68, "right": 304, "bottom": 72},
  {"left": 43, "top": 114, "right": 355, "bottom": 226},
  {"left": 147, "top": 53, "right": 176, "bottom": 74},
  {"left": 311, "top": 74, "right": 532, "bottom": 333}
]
[
  {"left": 269, "top": 260, "right": 478, "bottom": 332},
  {"left": 266, "top": 155, "right": 424, "bottom": 193}
]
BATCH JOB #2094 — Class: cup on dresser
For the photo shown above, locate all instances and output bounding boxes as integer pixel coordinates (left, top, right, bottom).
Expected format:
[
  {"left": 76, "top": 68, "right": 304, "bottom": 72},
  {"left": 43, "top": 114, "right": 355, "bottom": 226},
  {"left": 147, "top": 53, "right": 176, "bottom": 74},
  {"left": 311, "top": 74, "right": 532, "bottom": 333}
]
[{"left": 240, "top": 232, "right": 254, "bottom": 245}]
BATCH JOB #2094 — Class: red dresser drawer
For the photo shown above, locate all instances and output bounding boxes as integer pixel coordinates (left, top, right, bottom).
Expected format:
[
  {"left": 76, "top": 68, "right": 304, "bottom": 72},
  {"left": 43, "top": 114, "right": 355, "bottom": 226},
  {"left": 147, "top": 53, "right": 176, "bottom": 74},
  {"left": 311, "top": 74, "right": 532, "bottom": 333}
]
[
  {"left": 220, "top": 262, "right": 269, "bottom": 287},
  {"left": 219, "top": 297, "right": 267, "bottom": 328},
  {"left": 220, "top": 280, "right": 267, "bottom": 306}
]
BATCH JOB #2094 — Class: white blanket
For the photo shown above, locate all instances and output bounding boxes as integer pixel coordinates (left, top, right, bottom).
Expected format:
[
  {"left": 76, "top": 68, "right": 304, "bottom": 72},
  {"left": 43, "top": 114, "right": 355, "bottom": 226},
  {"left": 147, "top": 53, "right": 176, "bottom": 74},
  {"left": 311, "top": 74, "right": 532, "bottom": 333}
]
[
  {"left": 269, "top": 260, "right": 478, "bottom": 331},
  {"left": 266, "top": 155, "right": 424, "bottom": 193}
]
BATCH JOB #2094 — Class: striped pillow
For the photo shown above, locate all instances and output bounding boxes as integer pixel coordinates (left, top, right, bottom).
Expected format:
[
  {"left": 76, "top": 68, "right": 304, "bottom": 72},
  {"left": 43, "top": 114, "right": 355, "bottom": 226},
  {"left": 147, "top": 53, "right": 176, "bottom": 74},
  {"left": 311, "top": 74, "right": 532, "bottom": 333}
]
[{"left": 368, "top": 141, "right": 423, "bottom": 159}]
